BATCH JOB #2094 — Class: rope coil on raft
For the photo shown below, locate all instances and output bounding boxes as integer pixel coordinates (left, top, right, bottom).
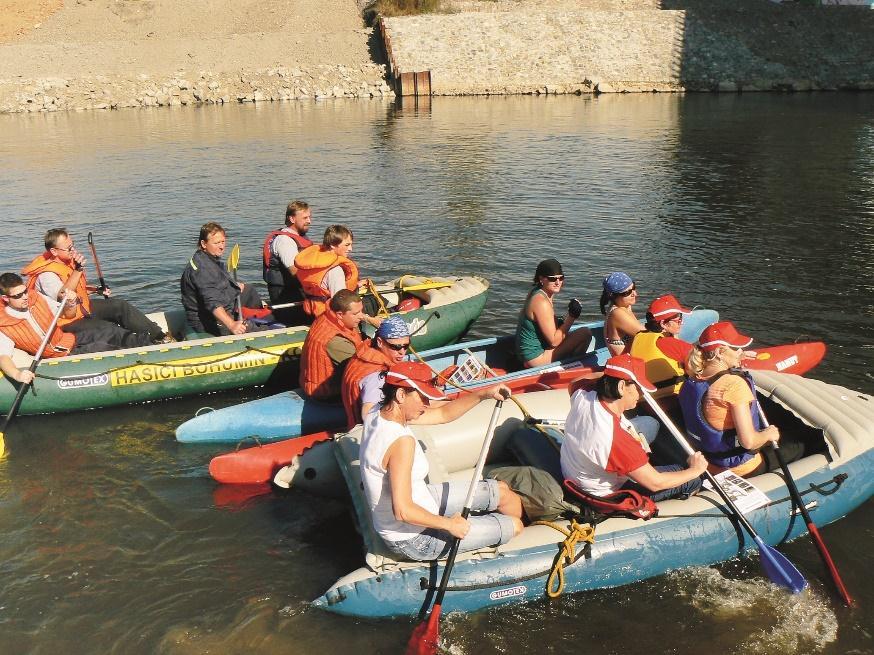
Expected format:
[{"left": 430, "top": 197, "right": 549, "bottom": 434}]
[{"left": 531, "top": 518, "right": 596, "bottom": 598}]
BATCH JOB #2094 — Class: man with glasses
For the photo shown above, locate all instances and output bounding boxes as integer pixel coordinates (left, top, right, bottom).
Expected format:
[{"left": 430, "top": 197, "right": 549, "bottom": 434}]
[
  {"left": 0, "top": 273, "right": 135, "bottom": 384},
  {"left": 341, "top": 316, "right": 412, "bottom": 428},
  {"left": 22, "top": 228, "right": 170, "bottom": 346},
  {"left": 628, "top": 294, "right": 693, "bottom": 400},
  {"left": 341, "top": 315, "right": 506, "bottom": 430}
]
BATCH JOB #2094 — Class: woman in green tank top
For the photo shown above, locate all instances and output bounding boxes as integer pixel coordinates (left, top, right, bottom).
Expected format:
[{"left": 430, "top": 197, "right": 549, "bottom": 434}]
[{"left": 515, "top": 259, "right": 593, "bottom": 368}]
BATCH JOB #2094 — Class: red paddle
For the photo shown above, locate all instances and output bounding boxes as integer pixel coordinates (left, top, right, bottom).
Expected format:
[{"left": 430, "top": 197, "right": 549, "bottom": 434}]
[{"left": 406, "top": 395, "right": 506, "bottom": 655}]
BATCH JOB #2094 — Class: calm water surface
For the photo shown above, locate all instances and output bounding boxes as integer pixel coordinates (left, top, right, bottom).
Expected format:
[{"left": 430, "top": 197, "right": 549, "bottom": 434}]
[{"left": 1, "top": 93, "right": 873, "bottom": 654}]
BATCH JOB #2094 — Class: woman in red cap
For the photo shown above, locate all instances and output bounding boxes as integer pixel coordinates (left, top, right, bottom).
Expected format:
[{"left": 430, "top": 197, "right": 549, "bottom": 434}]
[
  {"left": 679, "top": 321, "right": 803, "bottom": 477},
  {"left": 561, "top": 353, "right": 708, "bottom": 501},
  {"left": 359, "top": 361, "right": 524, "bottom": 561},
  {"left": 515, "top": 258, "right": 592, "bottom": 368},
  {"left": 628, "top": 294, "right": 693, "bottom": 399}
]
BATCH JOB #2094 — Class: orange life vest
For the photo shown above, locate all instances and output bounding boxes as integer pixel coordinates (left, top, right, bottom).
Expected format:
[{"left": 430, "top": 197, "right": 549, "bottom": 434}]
[
  {"left": 21, "top": 253, "right": 90, "bottom": 326},
  {"left": 298, "top": 309, "right": 363, "bottom": 400},
  {"left": 341, "top": 342, "right": 394, "bottom": 428},
  {"left": 0, "top": 294, "right": 75, "bottom": 357},
  {"left": 294, "top": 245, "right": 359, "bottom": 317}
]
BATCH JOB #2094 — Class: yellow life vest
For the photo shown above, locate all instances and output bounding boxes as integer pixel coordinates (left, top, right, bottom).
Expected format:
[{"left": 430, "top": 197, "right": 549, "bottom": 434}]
[{"left": 629, "top": 331, "right": 685, "bottom": 399}]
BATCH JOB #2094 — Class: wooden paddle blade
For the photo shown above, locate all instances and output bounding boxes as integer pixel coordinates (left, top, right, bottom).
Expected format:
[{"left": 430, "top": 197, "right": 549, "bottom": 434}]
[
  {"left": 227, "top": 243, "right": 240, "bottom": 272},
  {"left": 807, "top": 523, "right": 854, "bottom": 606},
  {"left": 755, "top": 536, "right": 808, "bottom": 593},
  {"left": 405, "top": 605, "right": 442, "bottom": 655}
]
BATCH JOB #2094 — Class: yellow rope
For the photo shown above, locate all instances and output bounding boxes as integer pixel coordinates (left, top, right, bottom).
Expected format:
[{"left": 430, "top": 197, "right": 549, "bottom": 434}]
[
  {"left": 531, "top": 518, "right": 596, "bottom": 598},
  {"left": 366, "top": 278, "right": 391, "bottom": 318}
]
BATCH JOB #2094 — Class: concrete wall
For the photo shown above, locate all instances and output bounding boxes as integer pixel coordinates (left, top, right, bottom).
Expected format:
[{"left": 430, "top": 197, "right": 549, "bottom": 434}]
[{"left": 382, "top": 0, "right": 874, "bottom": 95}]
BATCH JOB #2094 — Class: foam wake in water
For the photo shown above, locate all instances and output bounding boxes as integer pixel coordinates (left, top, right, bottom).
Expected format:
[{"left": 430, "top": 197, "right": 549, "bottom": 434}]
[{"left": 672, "top": 567, "right": 838, "bottom": 655}]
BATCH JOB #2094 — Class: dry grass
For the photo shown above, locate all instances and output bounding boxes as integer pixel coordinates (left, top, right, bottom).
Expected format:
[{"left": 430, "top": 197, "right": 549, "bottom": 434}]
[{"left": 374, "top": 0, "right": 444, "bottom": 17}]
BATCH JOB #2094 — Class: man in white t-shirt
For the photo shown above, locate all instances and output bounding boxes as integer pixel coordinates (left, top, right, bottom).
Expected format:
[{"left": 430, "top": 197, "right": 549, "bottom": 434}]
[{"left": 560, "top": 353, "right": 707, "bottom": 502}]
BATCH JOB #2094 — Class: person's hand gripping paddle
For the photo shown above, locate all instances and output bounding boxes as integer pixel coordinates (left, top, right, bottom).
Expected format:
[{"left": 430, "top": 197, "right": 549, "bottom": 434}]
[{"left": 406, "top": 389, "right": 508, "bottom": 655}]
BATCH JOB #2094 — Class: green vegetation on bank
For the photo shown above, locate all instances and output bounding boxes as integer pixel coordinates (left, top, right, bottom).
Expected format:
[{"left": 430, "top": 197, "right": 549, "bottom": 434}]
[{"left": 375, "top": 0, "right": 444, "bottom": 16}]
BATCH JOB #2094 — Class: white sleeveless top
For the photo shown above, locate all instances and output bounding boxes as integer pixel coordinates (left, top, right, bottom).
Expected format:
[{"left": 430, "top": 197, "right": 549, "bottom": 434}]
[{"left": 360, "top": 407, "right": 440, "bottom": 543}]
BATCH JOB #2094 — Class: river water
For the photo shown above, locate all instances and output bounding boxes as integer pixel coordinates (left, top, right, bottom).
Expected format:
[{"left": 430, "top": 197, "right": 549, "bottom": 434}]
[{"left": 1, "top": 93, "right": 873, "bottom": 654}]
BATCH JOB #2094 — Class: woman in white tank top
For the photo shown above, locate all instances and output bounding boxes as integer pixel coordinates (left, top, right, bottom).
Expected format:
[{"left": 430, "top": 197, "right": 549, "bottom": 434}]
[{"left": 359, "top": 362, "right": 524, "bottom": 561}]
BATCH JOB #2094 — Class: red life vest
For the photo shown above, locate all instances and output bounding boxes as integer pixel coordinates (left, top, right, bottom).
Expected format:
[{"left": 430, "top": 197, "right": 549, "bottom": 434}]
[
  {"left": 564, "top": 479, "right": 658, "bottom": 520},
  {"left": 294, "top": 245, "right": 359, "bottom": 318},
  {"left": 341, "top": 342, "right": 393, "bottom": 428},
  {"left": 262, "top": 229, "right": 313, "bottom": 269},
  {"left": 21, "top": 253, "right": 90, "bottom": 326},
  {"left": 299, "top": 309, "right": 363, "bottom": 400},
  {"left": 0, "top": 294, "right": 75, "bottom": 357}
]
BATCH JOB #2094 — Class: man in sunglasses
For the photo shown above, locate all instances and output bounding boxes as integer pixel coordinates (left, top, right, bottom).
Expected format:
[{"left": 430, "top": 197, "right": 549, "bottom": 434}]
[
  {"left": 340, "top": 315, "right": 507, "bottom": 430},
  {"left": 628, "top": 294, "right": 693, "bottom": 400},
  {"left": 0, "top": 273, "right": 135, "bottom": 384},
  {"left": 21, "top": 228, "right": 170, "bottom": 346}
]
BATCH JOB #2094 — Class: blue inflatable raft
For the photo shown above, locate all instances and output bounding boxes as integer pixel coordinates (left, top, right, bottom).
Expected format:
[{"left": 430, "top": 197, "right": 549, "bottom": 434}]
[{"left": 312, "top": 371, "right": 874, "bottom": 618}]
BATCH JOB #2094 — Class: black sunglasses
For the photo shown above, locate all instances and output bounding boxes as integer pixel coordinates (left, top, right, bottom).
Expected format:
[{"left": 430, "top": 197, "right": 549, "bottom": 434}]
[
  {"left": 545, "top": 275, "right": 565, "bottom": 282},
  {"left": 617, "top": 284, "right": 637, "bottom": 297},
  {"left": 5, "top": 289, "right": 28, "bottom": 300},
  {"left": 384, "top": 341, "right": 411, "bottom": 352}
]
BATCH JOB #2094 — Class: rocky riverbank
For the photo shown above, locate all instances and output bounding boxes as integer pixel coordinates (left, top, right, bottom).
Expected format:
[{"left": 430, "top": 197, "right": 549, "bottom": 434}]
[{"left": 0, "top": 0, "right": 393, "bottom": 114}]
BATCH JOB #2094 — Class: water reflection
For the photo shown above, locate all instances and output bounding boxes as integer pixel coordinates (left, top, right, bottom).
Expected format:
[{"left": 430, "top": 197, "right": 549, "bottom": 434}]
[{"left": 1, "top": 93, "right": 873, "bottom": 654}]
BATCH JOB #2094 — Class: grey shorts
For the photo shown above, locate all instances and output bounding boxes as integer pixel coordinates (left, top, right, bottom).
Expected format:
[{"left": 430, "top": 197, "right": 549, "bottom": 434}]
[{"left": 387, "top": 478, "right": 517, "bottom": 561}]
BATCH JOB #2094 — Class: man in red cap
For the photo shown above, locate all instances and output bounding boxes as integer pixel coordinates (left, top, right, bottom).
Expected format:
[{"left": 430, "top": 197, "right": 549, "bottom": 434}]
[
  {"left": 628, "top": 293, "right": 694, "bottom": 399},
  {"left": 358, "top": 361, "right": 523, "bottom": 561},
  {"left": 561, "top": 353, "right": 708, "bottom": 501}
]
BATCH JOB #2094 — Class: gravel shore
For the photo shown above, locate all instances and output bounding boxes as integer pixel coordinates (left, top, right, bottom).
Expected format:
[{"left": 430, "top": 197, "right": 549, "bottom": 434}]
[{"left": 0, "top": 0, "right": 393, "bottom": 113}]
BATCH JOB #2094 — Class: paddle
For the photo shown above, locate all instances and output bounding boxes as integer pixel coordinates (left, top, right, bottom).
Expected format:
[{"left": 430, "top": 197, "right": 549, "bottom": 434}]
[
  {"left": 757, "top": 405, "right": 853, "bottom": 606},
  {"left": 639, "top": 388, "right": 808, "bottom": 593},
  {"left": 406, "top": 392, "right": 507, "bottom": 655},
  {"left": 0, "top": 299, "right": 68, "bottom": 458},
  {"left": 269, "top": 280, "right": 457, "bottom": 311},
  {"left": 86, "top": 231, "right": 108, "bottom": 294},
  {"left": 227, "top": 243, "right": 242, "bottom": 321}
]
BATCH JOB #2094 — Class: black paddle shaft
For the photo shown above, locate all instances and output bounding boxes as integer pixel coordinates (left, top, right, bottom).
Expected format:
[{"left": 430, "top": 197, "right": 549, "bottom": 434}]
[{"left": 86, "top": 232, "right": 108, "bottom": 291}]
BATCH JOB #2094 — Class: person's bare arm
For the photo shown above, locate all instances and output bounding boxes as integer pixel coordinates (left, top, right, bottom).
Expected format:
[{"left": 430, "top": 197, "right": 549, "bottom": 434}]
[
  {"left": 626, "top": 452, "right": 708, "bottom": 492},
  {"left": 0, "top": 355, "right": 34, "bottom": 384},
  {"left": 385, "top": 435, "right": 468, "bottom": 538}
]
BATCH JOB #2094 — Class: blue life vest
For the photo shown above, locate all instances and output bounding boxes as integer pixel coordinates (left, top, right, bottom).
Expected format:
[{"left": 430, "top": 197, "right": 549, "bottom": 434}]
[{"left": 677, "top": 369, "right": 762, "bottom": 469}]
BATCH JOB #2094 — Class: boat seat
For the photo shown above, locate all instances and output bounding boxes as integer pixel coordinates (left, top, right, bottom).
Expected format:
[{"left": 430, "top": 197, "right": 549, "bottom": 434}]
[{"left": 507, "top": 425, "right": 564, "bottom": 483}]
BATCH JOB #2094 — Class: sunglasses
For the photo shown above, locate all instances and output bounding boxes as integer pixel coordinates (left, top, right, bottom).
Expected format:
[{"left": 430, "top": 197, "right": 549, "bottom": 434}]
[
  {"left": 545, "top": 275, "right": 565, "bottom": 282},
  {"left": 5, "top": 289, "right": 28, "bottom": 300},
  {"left": 384, "top": 341, "right": 411, "bottom": 352},
  {"left": 617, "top": 284, "right": 637, "bottom": 297},
  {"left": 53, "top": 243, "right": 75, "bottom": 252}
]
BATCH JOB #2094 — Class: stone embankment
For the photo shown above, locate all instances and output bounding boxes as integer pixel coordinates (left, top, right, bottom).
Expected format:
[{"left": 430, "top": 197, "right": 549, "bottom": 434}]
[
  {"left": 0, "top": 66, "right": 392, "bottom": 113},
  {"left": 0, "top": 0, "right": 393, "bottom": 114},
  {"left": 382, "top": 0, "right": 874, "bottom": 95}
]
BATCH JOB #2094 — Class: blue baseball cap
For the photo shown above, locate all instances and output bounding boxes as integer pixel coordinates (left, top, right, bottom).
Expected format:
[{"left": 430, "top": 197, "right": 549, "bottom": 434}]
[
  {"left": 603, "top": 272, "right": 634, "bottom": 294},
  {"left": 376, "top": 316, "right": 411, "bottom": 340}
]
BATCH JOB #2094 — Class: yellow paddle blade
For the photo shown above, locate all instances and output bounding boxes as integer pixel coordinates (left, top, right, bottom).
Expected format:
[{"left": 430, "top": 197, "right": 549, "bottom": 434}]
[
  {"left": 0, "top": 432, "right": 6, "bottom": 459},
  {"left": 227, "top": 243, "right": 240, "bottom": 272}
]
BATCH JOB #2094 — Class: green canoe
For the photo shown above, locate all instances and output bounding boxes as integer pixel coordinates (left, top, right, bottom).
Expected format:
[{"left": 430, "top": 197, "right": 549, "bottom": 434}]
[{"left": 0, "top": 275, "right": 488, "bottom": 416}]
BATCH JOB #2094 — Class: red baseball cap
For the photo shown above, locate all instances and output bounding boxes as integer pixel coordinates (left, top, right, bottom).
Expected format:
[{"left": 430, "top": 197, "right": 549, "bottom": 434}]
[
  {"left": 603, "top": 354, "right": 656, "bottom": 393},
  {"left": 698, "top": 320, "right": 753, "bottom": 353},
  {"left": 648, "top": 294, "right": 691, "bottom": 320},
  {"left": 384, "top": 361, "right": 447, "bottom": 401}
]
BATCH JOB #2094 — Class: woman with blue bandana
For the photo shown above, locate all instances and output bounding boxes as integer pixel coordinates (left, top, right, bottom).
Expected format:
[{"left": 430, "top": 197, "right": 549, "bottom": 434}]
[
  {"left": 515, "top": 258, "right": 593, "bottom": 368},
  {"left": 601, "top": 271, "right": 643, "bottom": 356}
]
